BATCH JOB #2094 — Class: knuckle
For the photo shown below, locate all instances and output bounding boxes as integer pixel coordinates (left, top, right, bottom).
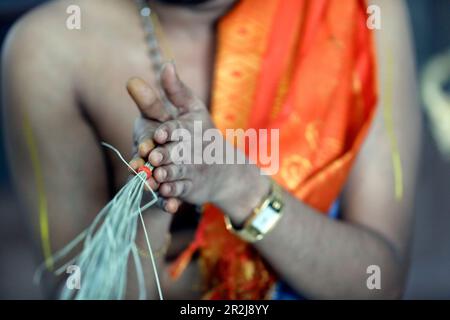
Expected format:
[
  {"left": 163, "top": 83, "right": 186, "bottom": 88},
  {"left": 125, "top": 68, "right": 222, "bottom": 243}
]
[
  {"left": 177, "top": 182, "right": 186, "bottom": 196},
  {"left": 167, "top": 165, "right": 177, "bottom": 179},
  {"left": 162, "top": 183, "right": 172, "bottom": 196},
  {"left": 163, "top": 147, "right": 171, "bottom": 160},
  {"left": 180, "top": 166, "right": 187, "bottom": 179},
  {"left": 168, "top": 182, "right": 178, "bottom": 196},
  {"left": 168, "top": 143, "right": 180, "bottom": 161},
  {"left": 180, "top": 181, "right": 191, "bottom": 197}
]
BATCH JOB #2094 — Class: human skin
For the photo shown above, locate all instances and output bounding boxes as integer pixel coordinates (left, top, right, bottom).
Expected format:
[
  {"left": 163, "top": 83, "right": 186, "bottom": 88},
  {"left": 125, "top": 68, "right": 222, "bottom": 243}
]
[{"left": 3, "top": 0, "right": 421, "bottom": 299}]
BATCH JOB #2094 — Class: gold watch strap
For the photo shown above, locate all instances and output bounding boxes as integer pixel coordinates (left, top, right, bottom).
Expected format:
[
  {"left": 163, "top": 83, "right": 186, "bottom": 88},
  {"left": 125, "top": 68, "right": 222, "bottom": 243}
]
[{"left": 224, "top": 181, "right": 284, "bottom": 243}]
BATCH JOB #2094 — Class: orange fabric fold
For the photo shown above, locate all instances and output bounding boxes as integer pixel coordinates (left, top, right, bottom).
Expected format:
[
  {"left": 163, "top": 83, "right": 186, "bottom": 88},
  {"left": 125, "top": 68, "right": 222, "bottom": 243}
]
[{"left": 170, "top": 0, "right": 378, "bottom": 299}]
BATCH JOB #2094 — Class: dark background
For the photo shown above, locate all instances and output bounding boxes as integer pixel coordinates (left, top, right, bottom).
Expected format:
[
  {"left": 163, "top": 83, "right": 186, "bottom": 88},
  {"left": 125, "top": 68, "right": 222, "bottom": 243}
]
[{"left": 0, "top": 0, "right": 449, "bottom": 299}]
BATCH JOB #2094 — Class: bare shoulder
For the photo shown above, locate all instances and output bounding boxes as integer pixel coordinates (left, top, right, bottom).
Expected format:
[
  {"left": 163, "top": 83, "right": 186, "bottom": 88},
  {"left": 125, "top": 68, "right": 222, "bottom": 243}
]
[
  {"left": 362, "top": 0, "right": 421, "bottom": 163},
  {"left": 2, "top": 0, "right": 141, "bottom": 113},
  {"left": 1, "top": 0, "right": 84, "bottom": 105},
  {"left": 347, "top": 0, "right": 421, "bottom": 195},
  {"left": 343, "top": 0, "right": 421, "bottom": 252},
  {"left": 2, "top": 0, "right": 135, "bottom": 81},
  {"left": 3, "top": 0, "right": 81, "bottom": 67}
]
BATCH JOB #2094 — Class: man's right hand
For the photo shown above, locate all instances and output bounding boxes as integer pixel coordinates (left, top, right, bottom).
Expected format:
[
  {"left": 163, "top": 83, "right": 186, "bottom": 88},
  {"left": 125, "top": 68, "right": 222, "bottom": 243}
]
[{"left": 126, "top": 77, "right": 182, "bottom": 214}]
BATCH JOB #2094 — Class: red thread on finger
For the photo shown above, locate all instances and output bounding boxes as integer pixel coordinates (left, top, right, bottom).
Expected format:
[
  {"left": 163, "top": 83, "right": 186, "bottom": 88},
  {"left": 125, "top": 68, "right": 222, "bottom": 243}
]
[{"left": 138, "top": 166, "right": 152, "bottom": 179}]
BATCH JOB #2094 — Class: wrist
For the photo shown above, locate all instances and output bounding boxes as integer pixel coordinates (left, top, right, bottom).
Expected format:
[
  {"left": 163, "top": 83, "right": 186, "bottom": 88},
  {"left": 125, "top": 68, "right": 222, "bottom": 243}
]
[{"left": 214, "top": 164, "right": 271, "bottom": 226}]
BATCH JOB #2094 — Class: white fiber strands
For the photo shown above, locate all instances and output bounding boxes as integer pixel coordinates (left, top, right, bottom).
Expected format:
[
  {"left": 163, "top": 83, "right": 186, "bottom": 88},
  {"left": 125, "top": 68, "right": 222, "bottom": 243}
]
[{"left": 34, "top": 142, "right": 163, "bottom": 300}]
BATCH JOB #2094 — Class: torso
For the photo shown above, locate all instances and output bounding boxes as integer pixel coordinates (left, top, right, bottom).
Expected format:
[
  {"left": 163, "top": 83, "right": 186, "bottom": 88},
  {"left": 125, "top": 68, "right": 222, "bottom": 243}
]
[{"left": 66, "top": 0, "right": 216, "bottom": 274}]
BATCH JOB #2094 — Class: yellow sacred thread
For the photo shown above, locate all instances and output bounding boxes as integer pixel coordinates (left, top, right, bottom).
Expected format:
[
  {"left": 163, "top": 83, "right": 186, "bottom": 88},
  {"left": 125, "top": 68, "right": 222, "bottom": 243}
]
[
  {"left": 383, "top": 48, "right": 403, "bottom": 201},
  {"left": 22, "top": 114, "right": 53, "bottom": 270}
]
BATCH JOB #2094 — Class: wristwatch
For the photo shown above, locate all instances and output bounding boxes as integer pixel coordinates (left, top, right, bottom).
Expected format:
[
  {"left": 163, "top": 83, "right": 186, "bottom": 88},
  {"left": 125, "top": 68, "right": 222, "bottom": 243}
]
[{"left": 224, "top": 181, "right": 284, "bottom": 243}]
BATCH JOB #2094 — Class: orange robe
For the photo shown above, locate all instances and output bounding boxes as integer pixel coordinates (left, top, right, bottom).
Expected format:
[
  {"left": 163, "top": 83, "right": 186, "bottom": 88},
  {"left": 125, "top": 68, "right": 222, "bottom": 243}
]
[{"left": 171, "top": 0, "right": 378, "bottom": 299}]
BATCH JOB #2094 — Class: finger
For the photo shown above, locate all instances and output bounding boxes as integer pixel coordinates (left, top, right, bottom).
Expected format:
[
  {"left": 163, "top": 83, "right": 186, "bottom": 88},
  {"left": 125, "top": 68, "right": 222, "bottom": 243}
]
[
  {"left": 153, "top": 120, "right": 187, "bottom": 144},
  {"left": 148, "top": 142, "right": 180, "bottom": 166},
  {"left": 127, "top": 77, "right": 172, "bottom": 121},
  {"left": 164, "top": 197, "right": 182, "bottom": 214},
  {"left": 129, "top": 157, "right": 145, "bottom": 172},
  {"left": 160, "top": 63, "right": 202, "bottom": 114},
  {"left": 153, "top": 164, "right": 188, "bottom": 183},
  {"left": 159, "top": 180, "right": 193, "bottom": 198},
  {"left": 133, "top": 117, "right": 158, "bottom": 158},
  {"left": 129, "top": 158, "right": 159, "bottom": 190},
  {"left": 143, "top": 177, "right": 159, "bottom": 191},
  {"left": 138, "top": 139, "right": 155, "bottom": 159}
]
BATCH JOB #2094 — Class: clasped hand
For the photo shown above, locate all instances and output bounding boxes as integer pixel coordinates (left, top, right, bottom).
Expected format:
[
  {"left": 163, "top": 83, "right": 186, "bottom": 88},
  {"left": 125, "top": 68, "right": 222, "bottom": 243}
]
[{"left": 127, "top": 63, "right": 242, "bottom": 214}]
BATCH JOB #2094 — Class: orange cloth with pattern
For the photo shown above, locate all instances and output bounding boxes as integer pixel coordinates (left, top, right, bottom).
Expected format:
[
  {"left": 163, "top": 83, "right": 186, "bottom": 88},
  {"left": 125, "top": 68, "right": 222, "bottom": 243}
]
[{"left": 170, "top": 0, "right": 378, "bottom": 299}]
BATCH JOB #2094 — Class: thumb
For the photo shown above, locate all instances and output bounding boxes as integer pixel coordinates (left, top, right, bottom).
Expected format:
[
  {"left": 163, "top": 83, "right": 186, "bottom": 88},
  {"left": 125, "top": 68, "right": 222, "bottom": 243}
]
[
  {"left": 126, "top": 77, "right": 171, "bottom": 122},
  {"left": 160, "top": 62, "right": 200, "bottom": 114}
]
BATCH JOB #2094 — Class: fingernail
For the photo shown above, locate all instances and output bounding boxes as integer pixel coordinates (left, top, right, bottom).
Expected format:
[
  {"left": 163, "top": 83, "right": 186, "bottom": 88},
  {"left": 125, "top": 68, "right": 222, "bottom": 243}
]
[
  {"left": 155, "top": 129, "right": 168, "bottom": 142},
  {"left": 163, "top": 184, "right": 171, "bottom": 194},
  {"left": 138, "top": 143, "right": 150, "bottom": 156},
  {"left": 158, "top": 169, "right": 167, "bottom": 181},
  {"left": 151, "top": 151, "right": 163, "bottom": 165}
]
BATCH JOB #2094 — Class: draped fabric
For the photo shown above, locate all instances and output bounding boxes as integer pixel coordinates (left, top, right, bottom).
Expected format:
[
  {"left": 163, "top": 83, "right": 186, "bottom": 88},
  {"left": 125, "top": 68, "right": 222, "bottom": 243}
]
[{"left": 170, "top": 0, "right": 378, "bottom": 299}]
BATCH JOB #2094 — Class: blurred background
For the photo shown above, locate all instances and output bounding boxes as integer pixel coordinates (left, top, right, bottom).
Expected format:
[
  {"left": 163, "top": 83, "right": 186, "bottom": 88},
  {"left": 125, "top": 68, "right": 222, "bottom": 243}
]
[{"left": 0, "top": 0, "right": 449, "bottom": 299}]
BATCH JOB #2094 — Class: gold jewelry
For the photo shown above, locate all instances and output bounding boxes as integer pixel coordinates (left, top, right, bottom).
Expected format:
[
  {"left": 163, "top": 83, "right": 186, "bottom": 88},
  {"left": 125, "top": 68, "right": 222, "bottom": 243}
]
[{"left": 224, "top": 181, "right": 284, "bottom": 243}]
